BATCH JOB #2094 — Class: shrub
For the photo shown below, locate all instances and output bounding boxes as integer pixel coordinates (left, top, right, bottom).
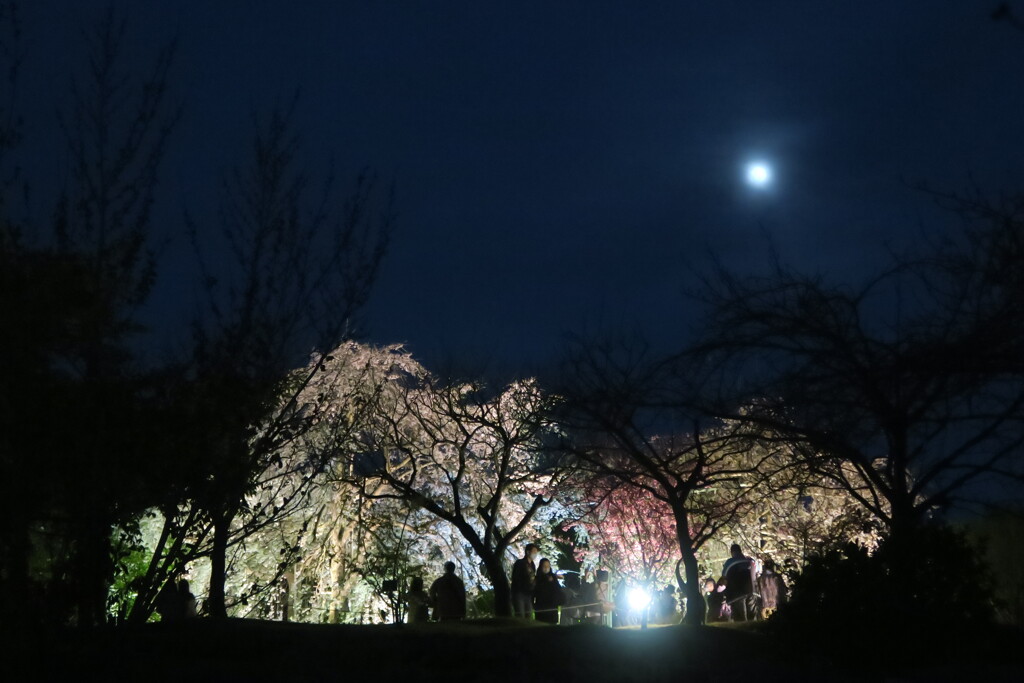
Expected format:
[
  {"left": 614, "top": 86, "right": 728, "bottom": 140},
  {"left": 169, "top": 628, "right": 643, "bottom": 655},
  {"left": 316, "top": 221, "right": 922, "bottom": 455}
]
[{"left": 773, "top": 523, "right": 993, "bottom": 660}]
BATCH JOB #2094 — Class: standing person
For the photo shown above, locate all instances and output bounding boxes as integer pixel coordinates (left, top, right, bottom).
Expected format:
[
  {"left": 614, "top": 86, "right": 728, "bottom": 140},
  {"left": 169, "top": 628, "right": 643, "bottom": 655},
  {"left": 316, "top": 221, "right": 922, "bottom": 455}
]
[
  {"left": 613, "top": 579, "right": 632, "bottom": 627},
  {"left": 156, "top": 578, "right": 182, "bottom": 622},
  {"left": 757, "top": 559, "right": 787, "bottom": 620},
  {"left": 510, "top": 543, "right": 539, "bottom": 619},
  {"left": 657, "top": 585, "right": 677, "bottom": 624},
  {"left": 580, "top": 573, "right": 600, "bottom": 624},
  {"left": 593, "top": 570, "right": 613, "bottom": 627},
  {"left": 178, "top": 579, "right": 197, "bottom": 619},
  {"left": 157, "top": 577, "right": 196, "bottom": 622},
  {"left": 405, "top": 577, "right": 431, "bottom": 624},
  {"left": 429, "top": 562, "right": 466, "bottom": 621},
  {"left": 532, "top": 559, "right": 564, "bottom": 624},
  {"left": 719, "top": 543, "right": 756, "bottom": 621}
]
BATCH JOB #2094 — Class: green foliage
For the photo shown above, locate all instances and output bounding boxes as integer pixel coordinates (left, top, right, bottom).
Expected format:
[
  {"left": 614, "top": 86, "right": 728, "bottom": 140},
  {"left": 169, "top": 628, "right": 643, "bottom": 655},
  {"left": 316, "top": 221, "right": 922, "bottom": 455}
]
[{"left": 106, "top": 523, "right": 153, "bottom": 622}]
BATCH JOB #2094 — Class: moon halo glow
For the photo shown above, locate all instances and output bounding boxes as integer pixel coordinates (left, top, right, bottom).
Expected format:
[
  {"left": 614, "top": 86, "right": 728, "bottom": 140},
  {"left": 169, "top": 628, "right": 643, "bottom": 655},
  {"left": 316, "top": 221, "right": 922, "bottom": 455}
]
[{"left": 745, "top": 161, "right": 772, "bottom": 188}]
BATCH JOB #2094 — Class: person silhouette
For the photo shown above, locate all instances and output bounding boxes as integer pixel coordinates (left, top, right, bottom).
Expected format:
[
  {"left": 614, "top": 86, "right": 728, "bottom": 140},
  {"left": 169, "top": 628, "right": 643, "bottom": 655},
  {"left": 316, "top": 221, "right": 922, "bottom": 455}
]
[
  {"left": 704, "top": 578, "right": 726, "bottom": 623},
  {"left": 156, "top": 578, "right": 181, "bottom": 622},
  {"left": 510, "top": 543, "right": 539, "bottom": 618},
  {"left": 178, "top": 579, "right": 197, "bottom": 619},
  {"left": 613, "top": 579, "right": 633, "bottom": 627},
  {"left": 719, "top": 544, "right": 756, "bottom": 621},
  {"left": 656, "top": 585, "right": 677, "bottom": 624},
  {"left": 560, "top": 573, "right": 581, "bottom": 624},
  {"left": 157, "top": 577, "right": 196, "bottom": 622},
  {"left": 532, "top": 559, "right": 564, "bottom": 624},
  {"left": 406, "top": 576, "right": 431, "bottom": 624},
  {"left": 757, "top": 559, "right": 787, "bottom": 619},
  {"left": 429, "top": 562, "right": 466, "bottom": 621},
  {"left": 178, "top": 581, "right": 197, "bottom": 618}
]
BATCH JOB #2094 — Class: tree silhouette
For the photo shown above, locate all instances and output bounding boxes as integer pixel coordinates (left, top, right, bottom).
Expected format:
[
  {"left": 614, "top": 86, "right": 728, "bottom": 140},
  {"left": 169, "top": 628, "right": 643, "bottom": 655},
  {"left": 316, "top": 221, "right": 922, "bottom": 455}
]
[
  {"left": 176, "top": 102, "right": 393, "bottom": 618},
  {"left": 691, "top": 198, "right": 1024, "bottom": 605},
  {"left": 0, "top": 6, "right": 180, "bottom": 626},
  {"left": 555, "top": 339, "right": 775, "bottom": 625}
]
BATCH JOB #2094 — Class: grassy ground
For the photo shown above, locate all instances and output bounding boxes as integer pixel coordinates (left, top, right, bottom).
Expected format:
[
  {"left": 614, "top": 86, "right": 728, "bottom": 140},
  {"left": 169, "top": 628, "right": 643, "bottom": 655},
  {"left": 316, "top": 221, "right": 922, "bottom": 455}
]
[{"left": 11, "top": 617, "right": 1024, "bottom": 683}]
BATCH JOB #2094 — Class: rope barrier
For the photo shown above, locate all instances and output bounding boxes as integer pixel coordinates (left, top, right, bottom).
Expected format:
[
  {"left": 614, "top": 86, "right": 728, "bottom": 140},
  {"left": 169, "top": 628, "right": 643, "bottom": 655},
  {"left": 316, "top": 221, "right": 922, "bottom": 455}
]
[
  {"left": 530, "top": 601, "right": 609, "bottom": 614},
  {"left": 725, "top": 592, "right": 761, "bottom": 606},
  {"left": 724, "top": 592, "right": 761, "bottom": 621},
  {"left": 207, "top": 589, "right": 650, "bottom": 621}
]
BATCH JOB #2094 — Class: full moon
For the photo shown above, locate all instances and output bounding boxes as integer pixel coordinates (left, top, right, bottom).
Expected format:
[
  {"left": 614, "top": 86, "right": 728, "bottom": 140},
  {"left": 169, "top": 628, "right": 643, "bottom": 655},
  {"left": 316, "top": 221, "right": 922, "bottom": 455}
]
[{"left": 745, "top": 161, "right": 772, "bottom": 188}]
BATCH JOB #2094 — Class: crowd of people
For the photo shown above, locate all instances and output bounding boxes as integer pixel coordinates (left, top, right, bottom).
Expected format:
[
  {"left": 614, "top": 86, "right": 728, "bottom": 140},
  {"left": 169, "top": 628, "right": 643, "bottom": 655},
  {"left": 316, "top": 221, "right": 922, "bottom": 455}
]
[
  {"left": 405, "top": 541, "right": 787, "bottom": 625},
  {"left": 703, "top": 543, "right": 788, "bottom": 623},
  {"left": 155, "top": 541, "right": 784, "bottom": 625}
]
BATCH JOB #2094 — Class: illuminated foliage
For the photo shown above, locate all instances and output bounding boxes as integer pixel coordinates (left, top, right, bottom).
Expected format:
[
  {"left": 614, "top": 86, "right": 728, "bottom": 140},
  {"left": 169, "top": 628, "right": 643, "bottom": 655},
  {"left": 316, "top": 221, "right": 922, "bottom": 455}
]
[
  {"left": 576, "top": 476, "right": 678, "bottom": 587},
  {"left": 306, "top": 343, "right": 570, "bottom": 618}
]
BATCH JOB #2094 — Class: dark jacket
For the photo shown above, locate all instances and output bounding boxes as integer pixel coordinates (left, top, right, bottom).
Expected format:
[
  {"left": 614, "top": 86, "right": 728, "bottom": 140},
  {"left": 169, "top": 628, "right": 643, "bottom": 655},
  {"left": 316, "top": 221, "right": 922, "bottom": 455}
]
[
  {"left": 510, "top": 557, "right": 536, "bottom": 595},
  {"left": 533, "top": 572, "right": 564, "bottom": 623},
  {"left": 722, "top": 558, "right": 754, "bottom": 601},
  {"left": 429, "top": 573, "right": 466, "bottom": 620}
]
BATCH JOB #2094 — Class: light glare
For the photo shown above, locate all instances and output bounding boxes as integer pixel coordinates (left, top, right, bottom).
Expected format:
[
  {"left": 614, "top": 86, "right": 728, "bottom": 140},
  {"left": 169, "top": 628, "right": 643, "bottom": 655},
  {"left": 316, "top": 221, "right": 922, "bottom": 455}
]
[
  {"left": 746, "top": 162, "right": 772, "bottom": 187},
  {"left": 627, "top": 587, "right": 651, "bottom": 611}
]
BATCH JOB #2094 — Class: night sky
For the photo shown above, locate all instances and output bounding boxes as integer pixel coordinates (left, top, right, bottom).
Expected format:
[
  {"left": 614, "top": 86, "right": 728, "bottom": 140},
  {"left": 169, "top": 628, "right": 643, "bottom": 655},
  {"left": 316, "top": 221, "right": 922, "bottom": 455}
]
[{"left": 15, "top": 1, "right": 1024, "bottom": 379}]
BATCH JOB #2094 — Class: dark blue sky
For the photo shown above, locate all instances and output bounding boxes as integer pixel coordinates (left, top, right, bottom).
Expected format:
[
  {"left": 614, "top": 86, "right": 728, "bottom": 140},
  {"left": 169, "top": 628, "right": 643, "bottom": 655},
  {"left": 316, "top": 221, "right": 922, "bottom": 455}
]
[{"left": 15, "top": 1, "right": 1024, "bottom": 378}]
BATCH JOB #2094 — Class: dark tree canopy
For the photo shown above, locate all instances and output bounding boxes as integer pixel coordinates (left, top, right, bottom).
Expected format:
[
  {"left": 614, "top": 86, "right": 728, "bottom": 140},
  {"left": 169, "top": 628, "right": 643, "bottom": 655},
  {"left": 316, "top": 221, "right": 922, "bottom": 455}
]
[{"left": 691, "top": 197, "right": 1024, "bottom": 540}]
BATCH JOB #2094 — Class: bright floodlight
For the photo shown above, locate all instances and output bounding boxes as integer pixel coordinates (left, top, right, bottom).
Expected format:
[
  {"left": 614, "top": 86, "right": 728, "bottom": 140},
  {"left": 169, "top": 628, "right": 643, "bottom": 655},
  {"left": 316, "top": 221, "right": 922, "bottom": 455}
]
[
  {"left": 627, "top": 587, "right": 651, "bottom": 612},
  {"left": 746, "top": 162, "right": 772, "bottom": 188}
]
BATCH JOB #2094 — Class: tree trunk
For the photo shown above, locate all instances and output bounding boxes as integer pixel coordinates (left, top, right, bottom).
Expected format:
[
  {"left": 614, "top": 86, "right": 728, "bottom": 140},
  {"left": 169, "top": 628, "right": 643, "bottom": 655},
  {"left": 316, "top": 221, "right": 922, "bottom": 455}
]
[
  {"left": 329, "top": 499, "right": 361, "bottom": 623},
  {"left": 885, "top": 497, "right": 924, "bottom": 623},
  {"left": 208, "top": 512, "right": 231, "bottom": 619},
  {"left": 680, "top": 547, "right": 704, "bottom": 626},
  {"left": 78, "top": 517, "right": 114, "bottom": 627},
  {"left": 484, "top": 556, "right": 512, "bottom": 617},
  {"left": 127, "top": 512, "right": 174, "bottom": 624},
  {"left": 673, "top": 508, "right": 705, "bottom": 626},
  {"left": 887, "top": 492, "right": 922, "bottom": 545}
]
